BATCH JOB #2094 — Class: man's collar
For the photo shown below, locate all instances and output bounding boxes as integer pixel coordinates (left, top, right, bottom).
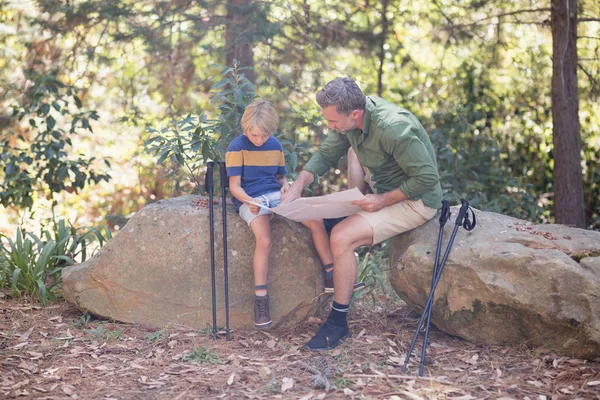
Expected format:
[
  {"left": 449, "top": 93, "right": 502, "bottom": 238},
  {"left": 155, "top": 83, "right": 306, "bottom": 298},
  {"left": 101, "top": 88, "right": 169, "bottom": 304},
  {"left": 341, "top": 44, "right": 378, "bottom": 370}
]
[{"left": 363, "top": 96, "right": 376, "bottom": 136}]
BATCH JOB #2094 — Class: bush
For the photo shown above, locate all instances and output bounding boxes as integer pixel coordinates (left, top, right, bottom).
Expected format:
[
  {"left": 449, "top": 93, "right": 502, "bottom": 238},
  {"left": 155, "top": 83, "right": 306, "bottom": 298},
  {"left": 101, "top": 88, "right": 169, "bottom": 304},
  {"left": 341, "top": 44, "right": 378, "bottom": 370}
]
[{"left": 0, "top": 220, "right": 111, "bottom": 305}]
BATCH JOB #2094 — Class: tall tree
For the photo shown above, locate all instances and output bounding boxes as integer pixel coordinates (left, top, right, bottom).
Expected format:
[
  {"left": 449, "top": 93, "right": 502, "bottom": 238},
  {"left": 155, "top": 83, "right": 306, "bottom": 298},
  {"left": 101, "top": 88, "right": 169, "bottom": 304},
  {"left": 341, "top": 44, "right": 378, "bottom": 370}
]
[
  {"left": 226, "top": 0, "right": 256, "bottom": 84},
  {"left": 551, "top": 0, "right": 585, "bottom": 227}
]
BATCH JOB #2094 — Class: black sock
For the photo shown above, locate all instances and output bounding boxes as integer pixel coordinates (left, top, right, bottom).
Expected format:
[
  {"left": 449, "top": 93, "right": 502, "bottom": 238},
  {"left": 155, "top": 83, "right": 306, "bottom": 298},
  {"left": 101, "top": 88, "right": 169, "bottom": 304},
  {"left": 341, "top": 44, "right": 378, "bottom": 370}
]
[{"left": 328, "top": 301, "right": 349, "bottom": 326}]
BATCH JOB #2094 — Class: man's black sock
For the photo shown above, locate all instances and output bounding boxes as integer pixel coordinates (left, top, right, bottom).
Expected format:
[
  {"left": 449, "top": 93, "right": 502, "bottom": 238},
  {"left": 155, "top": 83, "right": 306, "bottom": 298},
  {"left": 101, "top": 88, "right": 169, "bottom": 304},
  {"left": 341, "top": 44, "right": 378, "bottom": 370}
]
[{"left": 328, "top": 301, "right": 349, "bottom": 327}]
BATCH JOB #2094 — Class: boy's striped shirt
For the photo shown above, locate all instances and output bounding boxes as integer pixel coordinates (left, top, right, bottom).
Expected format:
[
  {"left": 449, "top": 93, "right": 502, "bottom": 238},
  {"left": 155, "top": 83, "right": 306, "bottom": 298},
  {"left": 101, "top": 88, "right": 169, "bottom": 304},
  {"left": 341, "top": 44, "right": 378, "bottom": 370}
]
[{"left": 225, "top": 135, "right": 287, "bottom": 209}]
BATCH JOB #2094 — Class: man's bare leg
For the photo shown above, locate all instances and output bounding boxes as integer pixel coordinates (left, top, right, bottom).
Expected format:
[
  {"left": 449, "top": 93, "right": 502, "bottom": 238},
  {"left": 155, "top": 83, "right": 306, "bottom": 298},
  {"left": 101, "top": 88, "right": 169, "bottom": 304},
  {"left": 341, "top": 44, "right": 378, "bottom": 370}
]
[
  {"left": 347, "top": 148, "right": 368, "bottom": 193},
  {"left": 329, "top": 215, "right": 373, "bottom": 304}
]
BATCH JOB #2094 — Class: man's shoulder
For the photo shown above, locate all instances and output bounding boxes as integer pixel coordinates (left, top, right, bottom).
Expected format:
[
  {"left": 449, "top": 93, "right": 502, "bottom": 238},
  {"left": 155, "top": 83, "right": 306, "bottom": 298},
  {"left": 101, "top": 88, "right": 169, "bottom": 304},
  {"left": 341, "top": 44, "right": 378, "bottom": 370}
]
[{"left": 367, "top": 96, "right": 415, "bottom": 130}]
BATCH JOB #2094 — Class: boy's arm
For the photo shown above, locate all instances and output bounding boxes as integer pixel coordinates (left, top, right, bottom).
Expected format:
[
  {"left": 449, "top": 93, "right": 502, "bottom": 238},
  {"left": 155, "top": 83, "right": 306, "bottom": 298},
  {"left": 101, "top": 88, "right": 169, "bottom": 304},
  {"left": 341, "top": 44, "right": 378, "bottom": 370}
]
[
  {"left": 276, "top": 174, "right": 290, "bottom": 194},
  {"left": 228, "top": 175, "right": 261, "bottom": 214}
]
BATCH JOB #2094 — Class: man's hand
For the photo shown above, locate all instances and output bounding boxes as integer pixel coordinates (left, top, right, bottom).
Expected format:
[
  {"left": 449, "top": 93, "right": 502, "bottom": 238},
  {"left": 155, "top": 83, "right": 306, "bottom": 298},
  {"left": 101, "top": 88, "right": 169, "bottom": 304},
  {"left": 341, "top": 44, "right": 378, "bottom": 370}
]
[
  {"left": 351, "top": 194, "right": 388, "bottom": 212},
  {"left": 351, "top": 188, "right": 409, "bottom": 212},
  {"left": 281, "top": 170, "right": 314, "bottom": 204},
  {"left": 280, "top": 185, "right": 301, "bottom": 204}
]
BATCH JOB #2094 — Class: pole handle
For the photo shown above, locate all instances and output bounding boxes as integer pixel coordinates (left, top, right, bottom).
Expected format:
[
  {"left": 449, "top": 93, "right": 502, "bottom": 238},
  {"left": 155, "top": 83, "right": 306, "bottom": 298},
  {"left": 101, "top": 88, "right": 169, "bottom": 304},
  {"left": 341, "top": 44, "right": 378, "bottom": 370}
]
[
  {"left": 217, "top": 161, "right": 228, "bottom": 188},
  {"left": 439, "top": 200, "right": 451, "bottom": 226},
  {"left": 456, "top": 199, "right": 477, "bottom": 231},
  {"left": 205, "top": 161, "right": 215, "bottom": 192}
]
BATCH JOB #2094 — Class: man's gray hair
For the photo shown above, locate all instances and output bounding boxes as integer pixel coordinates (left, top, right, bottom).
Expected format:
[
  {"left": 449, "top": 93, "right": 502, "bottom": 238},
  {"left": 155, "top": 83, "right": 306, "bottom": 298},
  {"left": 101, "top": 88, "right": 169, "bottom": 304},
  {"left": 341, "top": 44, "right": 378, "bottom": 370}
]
[{"left": 316, "top": 77, "right": 366, "bottom": 115}]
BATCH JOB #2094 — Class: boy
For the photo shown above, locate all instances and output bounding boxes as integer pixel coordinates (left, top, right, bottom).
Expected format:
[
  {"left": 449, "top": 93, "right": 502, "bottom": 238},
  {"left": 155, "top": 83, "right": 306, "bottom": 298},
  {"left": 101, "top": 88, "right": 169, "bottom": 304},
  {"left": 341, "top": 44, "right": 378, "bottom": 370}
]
[{"left": 225, "top": 99, "right": 335, "bottom": 328}]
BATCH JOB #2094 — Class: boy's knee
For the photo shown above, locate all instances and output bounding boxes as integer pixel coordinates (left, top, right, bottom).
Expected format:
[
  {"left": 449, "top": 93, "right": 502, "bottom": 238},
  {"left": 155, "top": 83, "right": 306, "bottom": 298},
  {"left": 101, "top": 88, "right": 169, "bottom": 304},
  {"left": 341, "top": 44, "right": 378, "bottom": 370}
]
[{"left": 255, "top": 235, "right": 272, "bottom": 250}]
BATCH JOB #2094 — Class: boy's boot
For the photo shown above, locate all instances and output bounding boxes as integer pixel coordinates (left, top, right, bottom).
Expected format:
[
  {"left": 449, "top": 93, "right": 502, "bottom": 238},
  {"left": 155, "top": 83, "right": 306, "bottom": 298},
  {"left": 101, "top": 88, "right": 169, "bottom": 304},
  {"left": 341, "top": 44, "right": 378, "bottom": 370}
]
[{"left": 254, "top": 295, "right": 272, "bottom": 328}]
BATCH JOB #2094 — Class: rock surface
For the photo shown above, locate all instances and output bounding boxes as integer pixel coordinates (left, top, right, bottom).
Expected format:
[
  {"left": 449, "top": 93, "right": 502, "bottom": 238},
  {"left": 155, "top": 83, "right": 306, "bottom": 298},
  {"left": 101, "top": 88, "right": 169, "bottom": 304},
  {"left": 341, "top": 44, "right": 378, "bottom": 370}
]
[
  {"left": 389, "top": 207, "right": 600, "bottom": 358},
  {"left": 62, "top": 196, "right": 328, "bottom": 329}
]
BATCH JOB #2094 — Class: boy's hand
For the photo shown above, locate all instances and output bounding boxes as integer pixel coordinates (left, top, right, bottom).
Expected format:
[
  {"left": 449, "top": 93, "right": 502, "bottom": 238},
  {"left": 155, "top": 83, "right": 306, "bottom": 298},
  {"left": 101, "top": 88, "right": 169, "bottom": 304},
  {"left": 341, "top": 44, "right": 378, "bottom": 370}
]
[
  {"left": 244, "top": 198, "right": 262, "bottom": 215},
  {"left": 280, "top": 182, "right": 290, "bottom": 196}
]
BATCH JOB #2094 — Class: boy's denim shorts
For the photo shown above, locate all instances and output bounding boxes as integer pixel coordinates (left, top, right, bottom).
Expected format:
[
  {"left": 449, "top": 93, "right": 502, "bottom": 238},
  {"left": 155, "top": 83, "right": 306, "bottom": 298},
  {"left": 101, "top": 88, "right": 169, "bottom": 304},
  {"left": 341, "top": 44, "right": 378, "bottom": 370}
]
[{"left": 238, "top": 190, "right": 281, "bottom": 226}]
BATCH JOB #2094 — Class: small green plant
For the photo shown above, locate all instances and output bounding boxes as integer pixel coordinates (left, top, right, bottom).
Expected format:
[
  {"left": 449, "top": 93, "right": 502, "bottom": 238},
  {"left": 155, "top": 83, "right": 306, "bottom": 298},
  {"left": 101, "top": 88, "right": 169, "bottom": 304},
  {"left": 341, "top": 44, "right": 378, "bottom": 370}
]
[
  {"left": 354, "top": 243, "right": 395, "bottom": 303},
  {"left": 197, "top": 323, "right": 217, "bottom": 338},
  {"left": 182, "top": 346, "right": 220, "bottom": 364},
  {"left": 145, "top": 330, "right": 165, "bottom": 342},
  {"left": 72, "top": 313, "right": 93, "bottom": 328},
  {"left": 332, "top": 377, "right": 351, "bottom": 389},
  {"left": 83, "top": 324, "right": 123, "bottom": 341}
]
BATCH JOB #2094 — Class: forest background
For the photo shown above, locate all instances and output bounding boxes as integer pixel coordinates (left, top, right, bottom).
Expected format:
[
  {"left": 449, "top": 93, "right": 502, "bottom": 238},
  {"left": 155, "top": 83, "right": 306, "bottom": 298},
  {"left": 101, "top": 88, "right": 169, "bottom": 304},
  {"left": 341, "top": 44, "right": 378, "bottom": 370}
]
[{"left": 0, "top": 0, "right": 599, "bottom": 280}]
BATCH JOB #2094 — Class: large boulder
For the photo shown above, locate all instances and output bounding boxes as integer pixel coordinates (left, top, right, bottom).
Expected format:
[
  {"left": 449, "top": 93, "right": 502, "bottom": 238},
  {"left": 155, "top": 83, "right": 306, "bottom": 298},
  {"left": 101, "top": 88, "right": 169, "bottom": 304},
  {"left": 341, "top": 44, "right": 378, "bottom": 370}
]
[
  {"left": 62, "top": 196, "right": 328, "bottom": 329},
  {"left": 389, "top": 208, "right": 600, "bottom": 358}
]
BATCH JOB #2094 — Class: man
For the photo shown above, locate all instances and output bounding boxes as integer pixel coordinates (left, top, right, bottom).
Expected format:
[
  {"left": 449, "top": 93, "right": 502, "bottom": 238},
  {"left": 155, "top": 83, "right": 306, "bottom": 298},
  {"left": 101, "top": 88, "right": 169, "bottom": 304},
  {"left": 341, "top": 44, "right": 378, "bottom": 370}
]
[{"left": 281, "top": 77, "right": 443, "bottom": 351}]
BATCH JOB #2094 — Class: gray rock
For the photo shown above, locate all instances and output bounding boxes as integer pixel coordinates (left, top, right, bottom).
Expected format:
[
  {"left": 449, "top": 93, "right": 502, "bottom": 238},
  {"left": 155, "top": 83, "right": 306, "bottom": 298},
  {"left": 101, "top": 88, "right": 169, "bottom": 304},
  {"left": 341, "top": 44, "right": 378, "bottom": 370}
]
[
  {"left": 389, "top": 208, "right": 600, "bottom": 358},
  {"left": 62, "top": 195, "right": 328, "bottom": 329}
]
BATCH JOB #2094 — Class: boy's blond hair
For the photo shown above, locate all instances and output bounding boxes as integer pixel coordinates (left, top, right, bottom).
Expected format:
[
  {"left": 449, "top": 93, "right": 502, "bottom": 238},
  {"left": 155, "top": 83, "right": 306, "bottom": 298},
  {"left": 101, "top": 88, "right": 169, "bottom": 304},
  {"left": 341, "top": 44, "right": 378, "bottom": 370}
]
[{"left": 241, "top": 99, "right": 279, "bottom": 136}]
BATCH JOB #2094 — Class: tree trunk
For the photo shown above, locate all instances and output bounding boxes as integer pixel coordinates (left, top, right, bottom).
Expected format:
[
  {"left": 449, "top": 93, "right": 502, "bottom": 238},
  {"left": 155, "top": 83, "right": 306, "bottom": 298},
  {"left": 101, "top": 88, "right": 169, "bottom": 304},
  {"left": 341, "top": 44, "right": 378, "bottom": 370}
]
[
  {"left": 377, "top": 0, "right": 389, "bottom": 96},
  {"left": 551, "top": 0, "right": 585, "bottom": 228},
  {"left": 226, "top": 0, "right": 255, "bottom": 84}
]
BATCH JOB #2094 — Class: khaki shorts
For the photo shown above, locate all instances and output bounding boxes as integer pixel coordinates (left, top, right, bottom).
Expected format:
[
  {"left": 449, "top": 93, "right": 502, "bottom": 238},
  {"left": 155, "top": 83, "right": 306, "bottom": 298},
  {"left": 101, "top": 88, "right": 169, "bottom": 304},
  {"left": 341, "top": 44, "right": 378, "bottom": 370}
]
[{"left": 357, "top": 199, "right": 437, "bottom": 245}]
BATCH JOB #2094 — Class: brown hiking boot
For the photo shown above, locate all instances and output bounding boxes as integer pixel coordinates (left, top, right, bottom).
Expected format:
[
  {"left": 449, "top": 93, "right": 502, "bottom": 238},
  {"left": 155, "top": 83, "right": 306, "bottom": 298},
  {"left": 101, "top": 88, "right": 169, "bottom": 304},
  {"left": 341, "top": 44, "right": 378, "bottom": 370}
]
[{"left": 254, "top": 295, "right": 272, "bottom": 328}]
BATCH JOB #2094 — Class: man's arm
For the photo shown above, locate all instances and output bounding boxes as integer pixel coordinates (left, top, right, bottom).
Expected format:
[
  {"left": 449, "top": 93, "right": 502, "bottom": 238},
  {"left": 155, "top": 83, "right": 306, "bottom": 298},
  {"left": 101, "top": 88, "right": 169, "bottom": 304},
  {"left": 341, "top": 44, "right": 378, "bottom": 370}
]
[
  {"left": 280, "top": 170, "right": 314, "bottom": 204},
  {"left": 276, "top": 174, "right": 290, "bottom": 195}
]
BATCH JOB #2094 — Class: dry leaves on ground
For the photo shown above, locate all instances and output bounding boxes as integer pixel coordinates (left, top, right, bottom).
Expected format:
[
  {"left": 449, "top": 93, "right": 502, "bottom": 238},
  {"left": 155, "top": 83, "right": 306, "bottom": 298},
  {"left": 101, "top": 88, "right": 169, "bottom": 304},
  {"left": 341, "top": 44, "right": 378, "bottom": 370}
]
[{"left": 1, "top": 295, "right": 599, "bottom": 399}]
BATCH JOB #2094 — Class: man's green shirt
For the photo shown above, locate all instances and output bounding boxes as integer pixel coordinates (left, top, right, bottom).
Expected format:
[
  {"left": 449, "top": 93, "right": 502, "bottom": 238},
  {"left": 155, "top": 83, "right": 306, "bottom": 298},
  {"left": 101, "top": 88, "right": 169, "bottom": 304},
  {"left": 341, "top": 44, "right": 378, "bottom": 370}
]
[{"left": 304, "top": 96, "right": 443, "bottom": 209}]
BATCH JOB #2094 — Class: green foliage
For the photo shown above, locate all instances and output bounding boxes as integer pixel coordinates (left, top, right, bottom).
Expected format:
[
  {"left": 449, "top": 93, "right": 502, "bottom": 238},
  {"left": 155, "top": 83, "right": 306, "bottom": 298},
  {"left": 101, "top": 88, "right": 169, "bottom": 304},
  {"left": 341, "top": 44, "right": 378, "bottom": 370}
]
[
  {"left": 0, "top": 220, "right": 111, "bottom": 305},
  {"left": 1, "top": 71, "right": 111, "bottom": 210},
  {"left": 182, "top": 346, "right": 221, "bottom": 364},
  {"left": 354, "top": 243, "right": 396, "bottom": 303},
  {"left": 431, "top": 109, "right": 544, "bottom": 221},
  {"left": 144, "top": 330, "right": 166, "bottom": 342},
  {"left": 0, "top": 228, "right": 63, "bottom": 305},
  {"left": 144, "top": 62, "right": 255, "bottom": 193}
]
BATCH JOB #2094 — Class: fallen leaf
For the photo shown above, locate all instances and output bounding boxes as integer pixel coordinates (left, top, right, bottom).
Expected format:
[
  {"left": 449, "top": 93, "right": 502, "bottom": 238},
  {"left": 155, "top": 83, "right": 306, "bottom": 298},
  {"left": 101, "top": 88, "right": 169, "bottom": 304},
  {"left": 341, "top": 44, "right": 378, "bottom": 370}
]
[
  {"left": 587, "top": 381, "right": 600, "bottom": 386},
  {"left": 258, "top": 366, "right": 271, "bottom": 379},
  {"left": 267, "top": 339, "right": 276, "bottom": 349},
  {"left": 11, "top": 379, "right": 30, "bottom": 390},
  {"left": 281, "top": 377, "right": 294, "bottom": 392},
  {"left": 19, "top": 327, "right": 34, "bottom": 342},
  {"left": 227, "top": 372, "right": 235, "bottom": 385}
]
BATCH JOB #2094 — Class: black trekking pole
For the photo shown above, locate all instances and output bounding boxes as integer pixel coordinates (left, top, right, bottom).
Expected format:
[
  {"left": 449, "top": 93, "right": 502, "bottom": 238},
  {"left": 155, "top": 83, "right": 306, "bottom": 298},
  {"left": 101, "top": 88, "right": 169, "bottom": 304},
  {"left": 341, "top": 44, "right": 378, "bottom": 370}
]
[
  {"left": 402, "top": 200, "right": 451, "bottom": 374},
  {"left": 217, "top": 161, "right": 231, "bottom": 341},
  {"left": 205, "top": 161, "right": 217, "bottom": 340},
  {"left": 402, "top": 199, "right": 476, "bottom": 376}
]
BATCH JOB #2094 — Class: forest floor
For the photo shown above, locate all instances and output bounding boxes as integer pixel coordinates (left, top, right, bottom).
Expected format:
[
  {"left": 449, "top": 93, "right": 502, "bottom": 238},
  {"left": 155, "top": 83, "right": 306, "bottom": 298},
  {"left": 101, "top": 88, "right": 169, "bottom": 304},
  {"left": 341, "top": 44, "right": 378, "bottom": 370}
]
[{"left": 1, "top": 293, "right": 600, "bottom": 400}]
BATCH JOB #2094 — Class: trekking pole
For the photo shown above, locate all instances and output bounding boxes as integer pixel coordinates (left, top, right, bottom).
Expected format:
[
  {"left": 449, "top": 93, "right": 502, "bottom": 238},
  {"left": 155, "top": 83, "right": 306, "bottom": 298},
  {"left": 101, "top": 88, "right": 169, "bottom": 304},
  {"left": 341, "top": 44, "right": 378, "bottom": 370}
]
[
  {"left": 402, "top": 199, "right": 476, "bottom": 375},
  {"left": 217, "top": 161, "right": 231, "bottom": 341},
  {"left": 205, "top": 161, "right": 217, "bottom": 340},
  {"left": 402, "top": 200, "right": 451, "bottom": 374}
]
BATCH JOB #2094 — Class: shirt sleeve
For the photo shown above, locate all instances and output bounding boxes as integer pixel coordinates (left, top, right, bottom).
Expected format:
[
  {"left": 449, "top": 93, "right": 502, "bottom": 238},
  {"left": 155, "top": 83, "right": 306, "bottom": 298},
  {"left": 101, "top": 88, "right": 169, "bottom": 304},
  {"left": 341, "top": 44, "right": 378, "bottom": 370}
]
[
  {"left": 302, "top": 131, "right": 351, "bottom": 186},
  {"left": 225, "top": 140, "right": 243, "bottom": 177},
  {"left": 387, "top": 123, "right": 440, "bottom": 199}
]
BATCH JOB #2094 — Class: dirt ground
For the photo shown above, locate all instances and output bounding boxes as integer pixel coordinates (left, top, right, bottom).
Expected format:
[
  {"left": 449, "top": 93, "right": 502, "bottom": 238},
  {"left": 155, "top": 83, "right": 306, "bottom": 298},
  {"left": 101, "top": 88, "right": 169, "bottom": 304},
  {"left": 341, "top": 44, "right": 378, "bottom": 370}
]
[{"left": 1, "top": 293, "right": 600, "bottom": 400}]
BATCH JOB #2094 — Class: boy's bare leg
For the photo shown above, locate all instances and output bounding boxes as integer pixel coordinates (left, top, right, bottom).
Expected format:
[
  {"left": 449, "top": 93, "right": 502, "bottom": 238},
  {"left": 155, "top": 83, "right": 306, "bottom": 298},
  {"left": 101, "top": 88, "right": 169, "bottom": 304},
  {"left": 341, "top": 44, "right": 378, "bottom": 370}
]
[
  {"left": 347, "top": 148, "right": 368, "bottom": 194},
  {"left": 301, "top": 220, "right": 333, "bottom": 265},
  {"left": 249, "top": 215, "right": 272, "bottom": 287}
]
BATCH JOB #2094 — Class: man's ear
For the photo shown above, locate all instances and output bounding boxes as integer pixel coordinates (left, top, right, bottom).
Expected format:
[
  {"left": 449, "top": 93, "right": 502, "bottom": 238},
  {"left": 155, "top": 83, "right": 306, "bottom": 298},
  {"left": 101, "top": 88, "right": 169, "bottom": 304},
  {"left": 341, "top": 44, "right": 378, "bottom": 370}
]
[{"left": 349, "top": 110, "right": 361, "bottom": 120}]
